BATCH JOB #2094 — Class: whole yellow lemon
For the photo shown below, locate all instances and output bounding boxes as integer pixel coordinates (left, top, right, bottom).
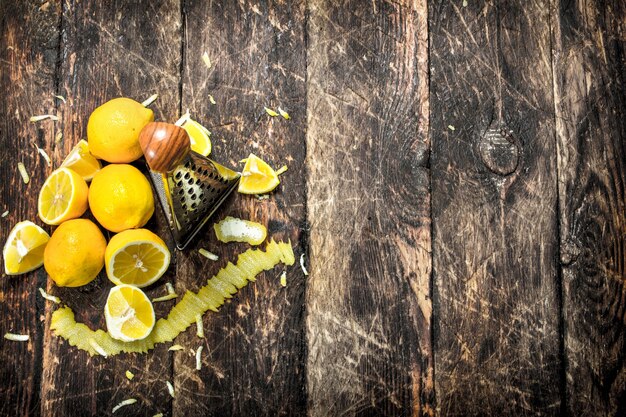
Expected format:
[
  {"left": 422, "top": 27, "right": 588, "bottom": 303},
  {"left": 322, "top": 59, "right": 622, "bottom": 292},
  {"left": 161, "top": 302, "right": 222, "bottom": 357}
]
[
  {"left": 87, "top": 97, "right": 154, "bottom": 163},
  {"left": 89, "top": 164, "right": 155, "bottom": 233},
  {"left": 44, "top": 219, "right": 107, "bottom": 287}
]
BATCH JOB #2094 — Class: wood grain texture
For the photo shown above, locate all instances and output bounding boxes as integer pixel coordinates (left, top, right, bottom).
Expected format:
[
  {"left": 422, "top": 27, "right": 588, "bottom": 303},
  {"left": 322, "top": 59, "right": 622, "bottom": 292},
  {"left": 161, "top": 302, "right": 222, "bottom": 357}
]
[
  {"left": 174, "top": 0, "right": 308, "bottom": 415},
  {"left": 306, "top": 0, "right": 432, "bottom": 415},
  {"left": 430, "top": 0, "right": 561, "bottom": 415},
  {"left": 39, "top": 1, "right": 181, "bottom": 416},
  {"left": 551, "top": 0, "right": 626, "bottom": 415},
  {"left": 0, "top": 1, "right": 60, "bottom": 416}
]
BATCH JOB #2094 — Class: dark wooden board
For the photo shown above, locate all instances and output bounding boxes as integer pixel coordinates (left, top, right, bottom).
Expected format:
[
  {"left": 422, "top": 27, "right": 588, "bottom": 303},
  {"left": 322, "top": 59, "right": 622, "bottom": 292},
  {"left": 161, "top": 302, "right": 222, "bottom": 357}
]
[
  {"left": 306, "top": 0, "right": 433, "bottom": 415},
  {"left": 38, "top": 1, "right": 181, "bottom": 416},
  {"left": 0, "top": 1, "right": 60, "bottom": 416},
  {"left": 430, "top": 0, "right": 561, "bottom": 415},
  {"left": 551, "top": 0, "right": 626, "bottom": 415},
  {"left": 174, "top": 0, "right": 308, "bottom": 416}
]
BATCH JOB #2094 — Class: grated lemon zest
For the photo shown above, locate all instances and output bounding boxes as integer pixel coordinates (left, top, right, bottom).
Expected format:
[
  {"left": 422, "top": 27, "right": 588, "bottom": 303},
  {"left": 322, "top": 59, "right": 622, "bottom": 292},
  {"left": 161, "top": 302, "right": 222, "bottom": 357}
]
[
  {"left": 54, "top": 95, "right": 66, "bottom": 103},
  {"left": 55, "top": 131, "right": 63, "bottom": 143},
  {"left": 125, "top": 370, "right": 134, "bottom": 380},
  {"left": 39, "top": 288, "right": 60, "bottom": 304},
  {"left": 4, "top": 333, "right": 29, "bottom": 342},
  {"left": 166, "top": 282, "right": 175, "bottom": 295},
  {"left": 196, "top": 314, "right": 204, "bottom": 338},
  {"left": 168, "top": 344, "right": 184, "bottom": 351},
  {"left": 275, "top": 165, "right": 288, "bottom": 176},
  {"left": 1, "top": 210, "right": 8, "bottom": 218},
  {"left": 300, "top": 254, "right": 309, "bottom": 276},
  {"left": 174, "top": 110, "right": 190, "bottom": 126},
  {"left": 208, "top": 94, "right": 216, "bottom": 105},
  {"left": 448, "top": 125, "right": 455, "bottom": 131},
  {"left": 264, "top": 107, "right": 279, "bottom": 117},
  {"left": 166, "top": 381, "right": 175, "bottom": 398},
  {"left": 280, "top": 271, "right": 287, "bottom": 287},
  {"left": 256, "top": 194, "right": 270, "bottom": 200},
  {"left": 195, "top": 345, "right": 203, "bottom": 370},
  {"left": 112, "top": 398, "right": 137, "bottom": 413},
  {"left": 141, "top": 93, "right": 158, "bottom": 107},
  {"left": 32, "top": 143, "right": 52, "bottom": 166},
  {"left": 278, "top": 107, "right": 290, "bottom": 120},
  {"left": 153, "top": 414, "right": 164, "bottom": 417},
  {"left": 152, "top": 293, "right": 178, "bottom": 303},
  {"left": 30, "top": 114, "right": 58, "bottom": 122},
  {"left": 17, "top": 162, "right": 29, "bottom": 184},
  {"left": 202, "top": 52, "right": 212, "bottom": 69},
  {"left": 199, "top": 248, "right": 219, "bottom": 261},
  {"left": 89, "top": 339, "right": 108, "bottom": 357}
]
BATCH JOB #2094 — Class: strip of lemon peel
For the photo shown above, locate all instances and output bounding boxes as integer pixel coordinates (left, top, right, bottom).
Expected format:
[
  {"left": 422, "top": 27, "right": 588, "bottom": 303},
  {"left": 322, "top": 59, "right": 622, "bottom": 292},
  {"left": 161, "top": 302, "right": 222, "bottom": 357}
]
[{"left": 50, "top": 240, "right": 294, "bottom": 356}]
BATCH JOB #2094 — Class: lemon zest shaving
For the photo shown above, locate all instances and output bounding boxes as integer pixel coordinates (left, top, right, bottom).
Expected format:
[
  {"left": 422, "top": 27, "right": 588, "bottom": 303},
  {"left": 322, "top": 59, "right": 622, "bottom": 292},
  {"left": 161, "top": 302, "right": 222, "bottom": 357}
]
[
  {"left": 275, "top": 165, "right": 288, "bottom": 176},
  {"left": 39, "top": 288, "right": 60, "bottom": 304},
  {"left": 30, "top": 114, "right": 58, "bottom": 122},
  {"left": 125, "top": 370, "right": 134, "bottom": 380},
  {"left": 166, "top": 381, "right": 175, "bottom": 398},
  {"left": 112, "top": 398, "right": 137, "bottom": 413},
  {"left": 209, "top": 94, "right": 216, "bottom": 105},
  {"left": 152, "top": 293, "right": 178, "bottom": 303},
  {"left": 280, "top": 271, "right": 287, "bottom": 287},
  {"left": 141, "top": 94, "right": 158, "bottom": 107},
  {"left": 55, "top": 131, "right": 63, "bottom": 143},
  {"left": 199, "top": 248, "right": 219, "bottom": 261},
  {"left": 4, "top": 333, "right": 29, "bottom": 341},
  {"left": 195, "top": 345, "right": 203, "bottom": 370},
  {"left": 202, "top": 52, "right": 212, "bottom": 69},
  {"left": 278, "top": 107, "right": 290, "bottom": 120},
  {"left": 17, "top": 162, "right": 29, "bottom": 184},
  {"left": 196, "top": 314, "right": 204, "bottom": 338},
  {"left": 168, "top": 344, "right": 184, "bottom": 351},
  {"left": 300, "top": 254, "right": 308, "bottom": 276},
  {"left": 54, "top": 95, "right": 66, "bottom": 103},
  {"left": 1, "top": 211, "right": 8, "bottom": 218},
  {"left": 264, "top": 107, "right": 279, "bottom": 117}
]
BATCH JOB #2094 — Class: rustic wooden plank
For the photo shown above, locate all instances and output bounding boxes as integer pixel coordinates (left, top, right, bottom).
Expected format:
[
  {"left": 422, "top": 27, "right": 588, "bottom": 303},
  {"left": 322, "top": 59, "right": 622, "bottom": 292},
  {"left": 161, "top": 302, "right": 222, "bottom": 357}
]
[
  {"left": 39, "top": 1, "right": 181, "bottom": 416},
  {"left": 174, "top": 1, "right": 308, "bottom": 416},
  {"left": 306, "top": 1, "right": 432, "bottom": 415},
  {"left": 0, "top": 1, "right": 61, "bottom": 417},
  {"left": 430, "top": 1, "right": 561, "bottom": 415},
  {"left": 551, "top": 0, "right": 626, "bottom": 415}
]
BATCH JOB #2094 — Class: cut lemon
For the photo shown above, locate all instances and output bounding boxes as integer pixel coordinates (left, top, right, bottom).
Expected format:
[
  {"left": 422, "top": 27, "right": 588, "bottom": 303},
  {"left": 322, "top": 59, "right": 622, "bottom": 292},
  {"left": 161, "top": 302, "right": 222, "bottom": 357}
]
[
  {"left": 37, "top": 167, "right": 89, "bottom": 225},
  {"left": 3, "top": 221, "right": 50, "bottom": 275},
  {"left": 60, "top": 139, "right": 102, "bottom": 181},
  {"left": 105, "top": 229, "right": 170, "bottom": 288},
  {"left": 238, "top": 153, "right": 280, "bottom": 194},
  {"left": 182, "top": 118, "right": 212, "bottom": 156},
  {"left": 105, "top": 284, "right": 155, "bottom": 342}
]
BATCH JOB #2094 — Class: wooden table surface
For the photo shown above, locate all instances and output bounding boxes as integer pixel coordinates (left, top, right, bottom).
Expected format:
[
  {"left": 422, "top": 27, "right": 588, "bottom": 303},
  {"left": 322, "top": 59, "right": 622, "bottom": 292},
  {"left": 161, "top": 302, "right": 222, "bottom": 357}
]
[{"left": 1, "top": 0, "right": 624, "bottom": 416}]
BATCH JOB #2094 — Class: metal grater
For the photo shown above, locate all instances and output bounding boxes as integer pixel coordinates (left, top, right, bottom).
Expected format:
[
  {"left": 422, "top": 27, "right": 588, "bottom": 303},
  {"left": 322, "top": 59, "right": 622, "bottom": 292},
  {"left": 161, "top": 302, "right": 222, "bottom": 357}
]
[{"left": 140, "top": 122, "right": 240, "bottom": 250}]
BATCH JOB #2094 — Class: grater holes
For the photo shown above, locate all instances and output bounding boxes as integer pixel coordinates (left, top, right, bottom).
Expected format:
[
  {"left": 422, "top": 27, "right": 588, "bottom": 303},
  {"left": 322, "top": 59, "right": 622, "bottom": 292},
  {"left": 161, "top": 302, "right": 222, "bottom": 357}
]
[{"left": 175, "top": 171, "right": 182, "bottom": 180}]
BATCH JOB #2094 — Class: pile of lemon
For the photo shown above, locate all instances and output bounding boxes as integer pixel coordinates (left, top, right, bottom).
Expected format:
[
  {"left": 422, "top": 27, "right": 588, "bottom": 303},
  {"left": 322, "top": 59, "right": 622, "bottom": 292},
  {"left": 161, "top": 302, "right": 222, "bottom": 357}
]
[{"left": 3, "top": 96, "right": 282, "bottom": 344}]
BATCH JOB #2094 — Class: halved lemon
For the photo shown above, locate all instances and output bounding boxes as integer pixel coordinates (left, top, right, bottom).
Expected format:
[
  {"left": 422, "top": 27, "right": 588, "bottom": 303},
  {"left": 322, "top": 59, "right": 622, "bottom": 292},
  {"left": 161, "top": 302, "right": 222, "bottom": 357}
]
[
  {"left": 60, "top": 139, "right": 102, "bottom": 181},
  {"left": 37, "top": 167, "right": 89, "bottom": 225},
  {"left": 3, "top": 221, "right": 50, "bottom": 275},
  {"left": 105, "top": 229, "right": 170, "bottom": 288},
  {"left": 238, "top": 153, "right": 280, "bottom": 194},
  {"left": 182, "top": 118, "right": 212, "bottom": 156},
  {"left": 105, "top": 284, "right": 155, "bottom": 342}
]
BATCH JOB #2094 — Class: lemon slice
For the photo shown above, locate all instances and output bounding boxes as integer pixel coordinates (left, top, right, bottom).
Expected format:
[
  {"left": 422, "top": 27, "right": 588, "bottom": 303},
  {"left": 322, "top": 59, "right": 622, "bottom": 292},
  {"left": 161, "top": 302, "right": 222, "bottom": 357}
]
[
  {"left": 105, "top": 284, "right": 155, "bottom": 342},
  {"left": 105, "top": 229, "right": 171, "bottom": 288},
  {"left": 37, "top": 167, "right": 89, "bottom": 225},
  {"left": 60, "top": 139, "right": 102, "bottom": 181},
  {"left": 3, "top": 221, "right": 50, "bottom": 275},
  {"left": 182, "top": 119, "right": 212, "bottom": 156},
  {"left": 238, "top": 153, "right": 280, "bottom": 194}
]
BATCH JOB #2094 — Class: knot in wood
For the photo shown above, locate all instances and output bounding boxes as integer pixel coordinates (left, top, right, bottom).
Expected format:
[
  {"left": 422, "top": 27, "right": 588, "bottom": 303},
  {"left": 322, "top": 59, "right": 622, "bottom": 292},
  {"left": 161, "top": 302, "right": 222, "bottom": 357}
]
[{"left": 478, "top": 127, "right": 519, "bottom": 176}]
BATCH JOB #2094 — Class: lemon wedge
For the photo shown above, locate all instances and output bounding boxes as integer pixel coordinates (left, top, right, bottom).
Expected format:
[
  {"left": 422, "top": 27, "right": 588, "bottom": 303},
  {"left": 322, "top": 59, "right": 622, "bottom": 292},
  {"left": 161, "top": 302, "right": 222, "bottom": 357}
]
[
  {"left": 105, "top": 229, "right": 171, "bottom": 288},
  {"left": 3, "top": 221, "right": 50, "bottom": 275},
  {"left": 105, "top": 284, "right": 155, "bottom": 342},
  {"left": 37, "top": 167, "right": 89, "bottom": 225},
  {"left": 238, "top": 153, "right": 280, "bottom": 194},
  {"left": 182, "top": 118, "right": 212, "bottom": 156},
  {"left": 60, "top": 139, "right": 102, "bottom": 181}
]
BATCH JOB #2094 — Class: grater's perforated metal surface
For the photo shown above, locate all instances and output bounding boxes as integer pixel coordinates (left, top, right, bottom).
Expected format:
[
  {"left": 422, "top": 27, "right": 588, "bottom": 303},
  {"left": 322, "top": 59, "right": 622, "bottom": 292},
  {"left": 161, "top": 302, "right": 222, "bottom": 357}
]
[{"left": 149, "top": 152, "right": 240, "bottom": 250}]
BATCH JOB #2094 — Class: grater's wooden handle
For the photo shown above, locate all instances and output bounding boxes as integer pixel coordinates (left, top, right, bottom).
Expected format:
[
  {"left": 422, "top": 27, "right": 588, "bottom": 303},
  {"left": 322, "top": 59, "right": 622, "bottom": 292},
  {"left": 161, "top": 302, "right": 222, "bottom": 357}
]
[{"left": 139, "top": 122, "right": 191, "bottom": 173}]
